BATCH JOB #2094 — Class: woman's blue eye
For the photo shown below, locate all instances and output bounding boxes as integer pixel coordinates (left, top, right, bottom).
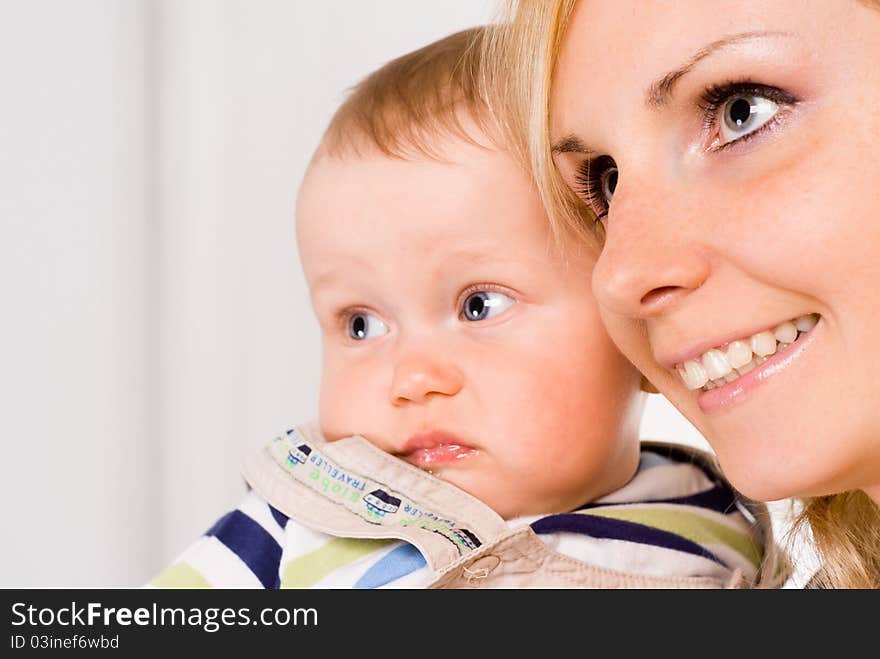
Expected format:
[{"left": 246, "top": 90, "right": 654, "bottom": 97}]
[
  {"left": 719, "top": 94, "right": 779, "bottom": 143},
  {"left": 462, "top": 291, "right": 516, "bottom": 321},
  {"left": 700, "top": 82, "right": 797, "bottom": 151},
  {"left": 348, "top": 312, "right": 388, "bottom": 340}
]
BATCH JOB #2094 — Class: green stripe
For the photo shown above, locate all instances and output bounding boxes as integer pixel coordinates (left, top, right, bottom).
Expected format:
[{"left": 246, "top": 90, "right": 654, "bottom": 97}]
[
  {"left": 150, "top": 562, "right": 212, "bottom": 589},
  {"left": 586, "top": 507, "right": 763, "bottom": 567},
  {"left": 281, "top": 537, "right": 393, "bottom": 588}
]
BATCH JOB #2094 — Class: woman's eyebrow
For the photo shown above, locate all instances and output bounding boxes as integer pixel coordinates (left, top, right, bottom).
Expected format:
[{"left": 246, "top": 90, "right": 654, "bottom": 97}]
[
  {"left": 551, "top": 135, "right": 595, "bottom": 155},
  {"left": 645, "top": 30, "right": 792, "bottom": 108}
]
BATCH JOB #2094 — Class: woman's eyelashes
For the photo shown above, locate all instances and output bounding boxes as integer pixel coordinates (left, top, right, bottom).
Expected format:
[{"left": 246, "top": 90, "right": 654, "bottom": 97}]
[
  {"left": 699, "top": 81, "right": 798, "bottom": 151},
  {"left": 573, "top": 154, "right": 617, "bottom": 223}
]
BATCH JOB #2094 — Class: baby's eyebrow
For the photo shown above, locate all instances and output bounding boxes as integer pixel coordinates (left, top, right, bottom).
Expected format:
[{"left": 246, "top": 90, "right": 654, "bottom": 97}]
[
  {"left": 309, "top": 271, "right": 341, "bottom": 294},
  {"left": 308, "top": 253, "right": 374, "bottom": 294},
  {"left": 644, "top": 30, "right": 794, "bottom": 108}
]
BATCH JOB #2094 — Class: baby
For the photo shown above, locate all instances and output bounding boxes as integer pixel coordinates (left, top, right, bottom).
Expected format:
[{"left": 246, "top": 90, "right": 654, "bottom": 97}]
[{"left": 152, "top": 28, "right": 781, "bottom": 589}]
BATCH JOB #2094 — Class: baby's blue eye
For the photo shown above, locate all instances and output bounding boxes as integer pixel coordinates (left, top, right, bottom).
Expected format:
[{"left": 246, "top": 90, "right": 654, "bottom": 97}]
[
  {"left": 348, "top": 312, "right": 388, "bottom": 340},
  {"left": 462, "top": 291, "right": 516, "bottom": 321}
]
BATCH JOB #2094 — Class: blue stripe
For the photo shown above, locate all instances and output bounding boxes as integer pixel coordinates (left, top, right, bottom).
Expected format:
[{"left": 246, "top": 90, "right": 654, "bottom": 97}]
[
  {"left": 531, "top": 513, "right": 725, "bottom": 566},
  {"left": 641, "top": 446, "right": 721, "bottom": 484},
  {"left": 268, "top": 504, "right": 289, "bottom": 530},
  {"left": 648, "top": 485, "right": 738, "bottom": 515},
  {"left": 353, "top": 544, "right": 427, "bottom": 589},
  {"left": 577, "top": 485, "right": 737, "bottom": 516},
  {"left": 206, "top": 510, "right": 282, "bottom": 589}
]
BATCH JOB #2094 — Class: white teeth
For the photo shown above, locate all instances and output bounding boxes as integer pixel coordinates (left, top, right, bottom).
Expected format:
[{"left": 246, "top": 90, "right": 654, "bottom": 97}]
[
  {"left": 682, "top": 359, "right": 709, "bottom": 390},
  {"left": 701, "top": 349, "right": 732, "bottom": 380},
  {"left": 676, "top": 365, "right": 688, "bottom": 384},
  {"left": 736, "top": 360, "right": 757, "bottom": 375},
  {"left": 750, "top": 331, "right": 778, "bottom": 357},
  {"left": 725, "top": 340, "right": 753, "bottom": 369},
  {"left": 673, "top": 313, "right": 820, "bottom": 392},
  {"left": 795, "top": 313, "right": 819, "bottom": 332},
  {"left": 774, "top": 321, "right": 798, "bottom": 344}
]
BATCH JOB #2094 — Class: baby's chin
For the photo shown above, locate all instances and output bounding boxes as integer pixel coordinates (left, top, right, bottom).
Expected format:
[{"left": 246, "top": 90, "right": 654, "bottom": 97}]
[
  {"left": 489, "top": 497, "right": 575, "bottom": 521},
  {"left": 316, "top": 422, "right": 359, "bottom": 443},
  {"left": 436, "top": 472, "right": 567, "bottom": 520}
]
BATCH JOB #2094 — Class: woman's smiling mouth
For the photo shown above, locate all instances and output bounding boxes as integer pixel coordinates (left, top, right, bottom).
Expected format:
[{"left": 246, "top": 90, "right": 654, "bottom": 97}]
[
  {"left": 665, "top": 313, "right": 821, "bottom": 413},
  {"left": 672, "top": 313, "right": 819, "bottom": 392}
]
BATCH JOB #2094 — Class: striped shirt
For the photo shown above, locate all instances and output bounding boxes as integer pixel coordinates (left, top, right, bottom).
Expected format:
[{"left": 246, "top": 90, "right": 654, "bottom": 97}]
[{"left": 151, "top": 444, "right": 767, "bottom": 588}]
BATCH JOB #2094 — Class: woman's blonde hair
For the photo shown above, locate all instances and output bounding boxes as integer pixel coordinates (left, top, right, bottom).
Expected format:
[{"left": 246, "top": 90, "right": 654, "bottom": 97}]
[
  {"left": 795, "top": 493, "right": 880, "bottom": 588},
  {"left": 485, "top": 0, "right": 880, "bottom": 588},
  {"left": 483, "top": 1, "right": 599, "bottom": 250}
]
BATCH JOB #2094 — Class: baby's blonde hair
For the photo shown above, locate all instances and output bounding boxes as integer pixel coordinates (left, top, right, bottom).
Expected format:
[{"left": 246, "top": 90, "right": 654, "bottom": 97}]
[
  {"left": 487, "top": 0, "right": 880, "bottom": 589},
  {"left": 317, "top": 24, "right": 590, "bottom": 257},
  {"left": 320, "top": 28, "right": 493, "bottom": 161}
]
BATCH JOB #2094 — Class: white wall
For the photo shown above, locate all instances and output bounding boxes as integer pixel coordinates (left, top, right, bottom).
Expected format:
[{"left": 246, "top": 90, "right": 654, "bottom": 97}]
[
  {"left": 0, "top": 0, "right": 712, "bottom": 587},
  {"left": 0, "top": 0, "right": 157, "bottom": 586}
]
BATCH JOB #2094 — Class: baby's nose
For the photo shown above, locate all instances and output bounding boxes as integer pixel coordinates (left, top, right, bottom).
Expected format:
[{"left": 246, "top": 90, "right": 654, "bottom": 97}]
[{"left": 389, "top": 353, "right": 464, "bottom": 405}]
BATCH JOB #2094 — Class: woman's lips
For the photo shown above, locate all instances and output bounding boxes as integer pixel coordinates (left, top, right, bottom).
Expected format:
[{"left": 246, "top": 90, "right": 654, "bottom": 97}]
[
  {"left": 398, "top": 430, "right": 477, "bottom": 468},
  {"left": 696, "top": 317, "right": 821, "bottom": 414}
]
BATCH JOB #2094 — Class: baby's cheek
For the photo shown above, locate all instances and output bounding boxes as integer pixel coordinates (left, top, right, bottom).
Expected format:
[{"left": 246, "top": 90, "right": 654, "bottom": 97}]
[{"left": 316, "top": 371, "right": 362, "bottom": 441}]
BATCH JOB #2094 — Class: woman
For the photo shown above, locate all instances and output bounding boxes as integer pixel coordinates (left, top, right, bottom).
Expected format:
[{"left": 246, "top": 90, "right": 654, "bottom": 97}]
[{"left": 488, "top": 0, "right": 880, "bottom": 587}]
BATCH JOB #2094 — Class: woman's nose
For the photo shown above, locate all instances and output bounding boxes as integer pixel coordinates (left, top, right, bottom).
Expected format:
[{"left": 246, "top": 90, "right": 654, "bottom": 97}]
[
  {"left": 592, "top": 199, "right": 711, "bottom": 319},
  {"left": 389, "top": 352, "right": 464, "bottom": 406}
]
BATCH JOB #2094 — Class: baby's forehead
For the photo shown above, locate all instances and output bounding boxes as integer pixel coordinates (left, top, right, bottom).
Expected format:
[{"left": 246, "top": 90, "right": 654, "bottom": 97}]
[
  {"left": 300, "top": 144, "right": 529, "bottom": 233},
  {"left": 297, "top": 135, "right": 596, "bottom": 292}
]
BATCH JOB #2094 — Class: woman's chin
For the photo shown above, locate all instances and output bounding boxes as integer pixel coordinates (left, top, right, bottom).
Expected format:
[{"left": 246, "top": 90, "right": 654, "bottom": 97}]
[
  {"left": 713, "top": 452, "right": 798, "bottom": 504},
  {"left": 715, "top": 448, "right": 847, "bottom": 505}
]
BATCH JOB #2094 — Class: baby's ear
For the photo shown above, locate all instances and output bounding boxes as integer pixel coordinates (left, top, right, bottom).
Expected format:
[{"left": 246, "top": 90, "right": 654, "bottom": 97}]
[{"left": 639, "top": 375, "right": 659, "bottom": 394}]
